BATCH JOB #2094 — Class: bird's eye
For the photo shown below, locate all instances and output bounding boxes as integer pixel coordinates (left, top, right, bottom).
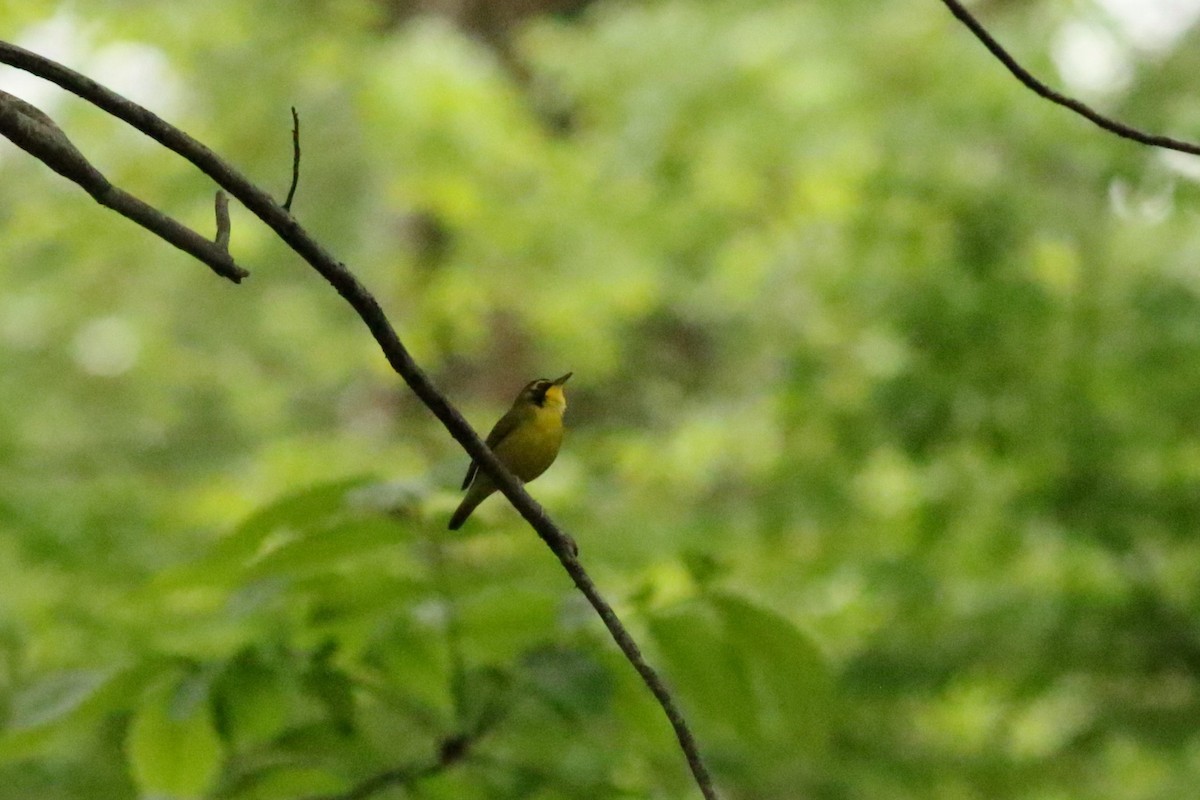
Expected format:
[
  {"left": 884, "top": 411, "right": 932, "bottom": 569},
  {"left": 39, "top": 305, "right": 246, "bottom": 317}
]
[{"left": 527, "top": 381, "right": 551, "bottom": 405}]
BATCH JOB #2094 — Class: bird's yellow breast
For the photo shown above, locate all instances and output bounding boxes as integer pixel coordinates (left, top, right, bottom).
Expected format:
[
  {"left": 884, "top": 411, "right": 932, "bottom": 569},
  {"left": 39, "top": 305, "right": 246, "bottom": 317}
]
[{"left": 493, "top": 404, "right": 564, "bottom": 482}]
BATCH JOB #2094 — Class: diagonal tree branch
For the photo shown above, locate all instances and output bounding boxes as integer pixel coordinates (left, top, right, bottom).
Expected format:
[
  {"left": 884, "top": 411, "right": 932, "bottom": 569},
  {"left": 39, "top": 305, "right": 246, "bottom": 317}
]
[
  {"left": 0, "top": 89, "right": 247, "bottom": 282},
  {"left": 938, "top": 0, "right": 1200, "bottom": 157},
  {"left": 0, "top": 40, "right": 720, "bottom": 800}
]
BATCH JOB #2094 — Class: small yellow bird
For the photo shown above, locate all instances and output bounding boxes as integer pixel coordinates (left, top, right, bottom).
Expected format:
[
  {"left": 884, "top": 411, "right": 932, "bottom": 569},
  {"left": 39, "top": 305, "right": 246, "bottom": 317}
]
[{"left": 448, "top": 373, "right": 572, "bottom": 530}]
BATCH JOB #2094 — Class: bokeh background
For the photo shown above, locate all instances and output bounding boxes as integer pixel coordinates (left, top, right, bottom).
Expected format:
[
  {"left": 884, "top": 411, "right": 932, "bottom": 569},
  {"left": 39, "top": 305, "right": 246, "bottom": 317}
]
[{"left": 3, "top": 0, "right": 1200, "bottom": 798}]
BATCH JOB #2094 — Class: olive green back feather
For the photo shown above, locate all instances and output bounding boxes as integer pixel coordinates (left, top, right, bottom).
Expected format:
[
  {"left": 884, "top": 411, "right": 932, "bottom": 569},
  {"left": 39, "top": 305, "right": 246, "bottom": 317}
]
[{"left": 460, "top": 404, "right": 528, "bottom": 490}]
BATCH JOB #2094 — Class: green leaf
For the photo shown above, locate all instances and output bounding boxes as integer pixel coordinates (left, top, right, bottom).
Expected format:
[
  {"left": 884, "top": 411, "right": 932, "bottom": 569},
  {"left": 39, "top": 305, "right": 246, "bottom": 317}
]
[
  {"left": 648, "top": 601, "right": 759, "bottom": 741},
  {"left": 458, "top": 587, "right": 560, "bottom": 662},
  {"left": 234, "top": 766, "right": 345, "bottom": 800},
  {"left": 221, "top": 476, "right": 378, "bottom": 552},
  {"left": 242, "top": 517, "right": 408, "bottom": 580},
  {"left": 127, "top": 677, "right": 224, "bottom": 800},
  {"left": 303, "top": 645, "right": 356, "bottom": 734},
  {"left": 362, "top": 615, "right": 454, "bottom": 724},
  {"left": 459, "top": 665, "right": 513, "bottom": 735},
  {"left": 213, "top": 650, "right": 303, "bottom": 748},
  {"left": 710, "top": 592, "right": 833, "bottom": 751},
  {"left": 155, "top": 476, "right": 378, "bottom": 587},
  {"left": 6, "top": 668, "right": 117, "bottom": 732},
  {"left": 648, "top": 593, "right": 832, "bottom": 756},
  {"left": 520, "top": 645, "right": 615, "bottom": 719}
]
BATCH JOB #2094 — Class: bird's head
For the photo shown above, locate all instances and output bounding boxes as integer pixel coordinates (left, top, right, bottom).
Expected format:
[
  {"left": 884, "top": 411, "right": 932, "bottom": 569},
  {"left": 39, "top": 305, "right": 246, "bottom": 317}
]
[{"left": 518, "top": 372, "right": 571, "bottom": 413}]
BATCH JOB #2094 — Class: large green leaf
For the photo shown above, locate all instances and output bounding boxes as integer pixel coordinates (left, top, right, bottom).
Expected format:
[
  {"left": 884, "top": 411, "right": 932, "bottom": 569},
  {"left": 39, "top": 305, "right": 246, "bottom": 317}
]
[
  {"left": 6, "top": 668, "right": 118, "bottom": 732},
  {"left": 153, "top": 477, "right": 378, "bottom": 588},
  {"left": 520, "top": 645, "right": 615, "bottom": 719},
  {"left": 648, "top": 593, "right": 832, "bottom": 759},
  {"left": 648, "top": 600, "right": 759, "bottom": 744},
  {"left": 127, "top": 676, "right": 224, "bottom": 800},
  {"left": 710, "top": 593, "right": 833, "bottom": 751},
  {"left": 229, "top": 766, "right": 344, "bottom": 800},
  {"left": 213, "top": 649, "right": 309, "bottom": 749},
  {"left": 241, "top": 517, "right": 410, "bottom": 581}
]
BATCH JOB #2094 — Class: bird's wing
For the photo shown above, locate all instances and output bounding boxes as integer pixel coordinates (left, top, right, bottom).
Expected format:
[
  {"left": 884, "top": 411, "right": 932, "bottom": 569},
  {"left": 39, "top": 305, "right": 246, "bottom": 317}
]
[{"left": 460, "top": 407, "right": 523, "bottom": 490}]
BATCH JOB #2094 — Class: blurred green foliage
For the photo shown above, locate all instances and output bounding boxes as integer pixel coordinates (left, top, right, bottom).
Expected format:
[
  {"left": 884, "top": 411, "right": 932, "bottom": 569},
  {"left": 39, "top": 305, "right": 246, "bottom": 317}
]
[{"left": 3, "top": 0, "right": 1200, "bottom": 798}]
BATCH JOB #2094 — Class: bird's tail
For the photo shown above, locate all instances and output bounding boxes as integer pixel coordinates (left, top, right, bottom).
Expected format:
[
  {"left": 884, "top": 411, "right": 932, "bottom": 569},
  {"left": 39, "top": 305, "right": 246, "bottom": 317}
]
[{"left": 448, "top": 485, "right": 492, "bottom": 530}]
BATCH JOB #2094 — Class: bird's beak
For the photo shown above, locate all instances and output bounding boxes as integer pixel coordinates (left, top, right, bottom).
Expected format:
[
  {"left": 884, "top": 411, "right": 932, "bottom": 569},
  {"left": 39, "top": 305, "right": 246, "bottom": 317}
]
[{"left": 552, "top": 372, "right": 573, "bottom": 386}]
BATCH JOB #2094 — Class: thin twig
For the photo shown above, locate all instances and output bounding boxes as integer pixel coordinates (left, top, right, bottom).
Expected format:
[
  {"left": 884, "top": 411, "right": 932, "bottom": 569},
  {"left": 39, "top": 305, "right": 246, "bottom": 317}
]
[
  {"left": 939, "top": 0, "right": 1200, "bottom": 157},
  {"left": 0, "top": 89, "right": 247, "bottom": 282},
  {"left": 214, "top": 190, "right": 231, "bottom": 251},
  {"left": 284, "top": 106, "right": 301, "bottom": 211},
  {"left": 0, "top": 39, "right": 720, "bottom": 800}
]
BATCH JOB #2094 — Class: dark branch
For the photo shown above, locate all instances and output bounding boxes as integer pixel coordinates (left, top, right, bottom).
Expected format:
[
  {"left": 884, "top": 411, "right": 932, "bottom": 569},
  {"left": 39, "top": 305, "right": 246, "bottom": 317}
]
[
  {"left": 0, "top": 89, "right": 248, "bottom": 282},
  {"left": 284, "top": 105, "right": 301, "bottom": 211},
  {"left": 939, "top": 0, "right": 1200, "bottom": 157},
  {"left": 0, "top": 39, "right": 720, "bottom": 800}
]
